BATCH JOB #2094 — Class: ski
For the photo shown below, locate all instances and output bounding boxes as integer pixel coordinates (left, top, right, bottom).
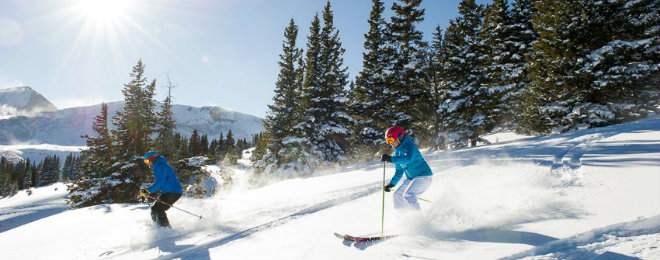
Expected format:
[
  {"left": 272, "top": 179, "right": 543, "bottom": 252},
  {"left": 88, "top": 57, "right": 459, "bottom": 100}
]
[{"left": 334, "top": 232, "right": 397, "bottom": 243}]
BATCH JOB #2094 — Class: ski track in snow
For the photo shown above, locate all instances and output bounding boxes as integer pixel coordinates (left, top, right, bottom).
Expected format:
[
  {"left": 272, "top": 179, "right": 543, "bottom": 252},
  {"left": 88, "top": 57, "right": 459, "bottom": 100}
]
[
  {"left": 501, "top": 216, "right": 660, "bottom": 260},
  {"left": 150, "top": 182, "right": 382, "bottom": 260}
]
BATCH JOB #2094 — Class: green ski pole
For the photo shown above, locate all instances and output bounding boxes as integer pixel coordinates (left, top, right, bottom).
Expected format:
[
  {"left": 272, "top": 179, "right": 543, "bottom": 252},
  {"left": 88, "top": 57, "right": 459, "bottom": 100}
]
[{"left": 381, "top": 161, "right": 386, "bottom": 236}]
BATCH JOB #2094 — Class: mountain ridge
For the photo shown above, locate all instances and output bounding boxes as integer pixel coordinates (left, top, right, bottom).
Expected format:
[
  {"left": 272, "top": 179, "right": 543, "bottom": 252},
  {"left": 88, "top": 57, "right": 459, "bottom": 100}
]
[{"left": 0, "top": 87, "right": 264, "bottom": 146}]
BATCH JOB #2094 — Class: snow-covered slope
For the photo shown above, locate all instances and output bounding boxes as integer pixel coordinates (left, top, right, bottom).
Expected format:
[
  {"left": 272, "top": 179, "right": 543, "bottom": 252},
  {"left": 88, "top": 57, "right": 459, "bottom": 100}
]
[
  {"left": 0, "top": 144, "right": 86, "bottom": 165},
  {"left": 0, "top": 101, "right": 264, "bottom": 146},
  {"left": 0, "top": 86, "right": 57, "bottom": 119},
  {"left": 0, "top": 118, "right": 658, "bottom": 260}
]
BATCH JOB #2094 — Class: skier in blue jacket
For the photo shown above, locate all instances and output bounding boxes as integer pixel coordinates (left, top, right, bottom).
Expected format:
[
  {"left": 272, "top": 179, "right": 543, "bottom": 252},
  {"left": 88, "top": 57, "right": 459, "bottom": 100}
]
[
  {"left": 380, "top": 126, "right": 433, "bottom": 210},
  {"left": 140, "top": 151, "right": 183, "bottom": 228}
]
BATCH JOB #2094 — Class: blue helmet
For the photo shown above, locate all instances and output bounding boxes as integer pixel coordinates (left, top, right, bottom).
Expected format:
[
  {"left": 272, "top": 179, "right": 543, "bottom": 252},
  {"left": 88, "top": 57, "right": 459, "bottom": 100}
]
[{"left": 143, "top": 151, "right": 158, "bottom": 160}]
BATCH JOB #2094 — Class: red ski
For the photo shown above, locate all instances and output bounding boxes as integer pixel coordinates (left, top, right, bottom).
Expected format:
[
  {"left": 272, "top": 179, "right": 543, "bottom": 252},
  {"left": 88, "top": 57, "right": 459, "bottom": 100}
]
[{"left": 334, "top": 232, "right": 397, "bottom": 243}]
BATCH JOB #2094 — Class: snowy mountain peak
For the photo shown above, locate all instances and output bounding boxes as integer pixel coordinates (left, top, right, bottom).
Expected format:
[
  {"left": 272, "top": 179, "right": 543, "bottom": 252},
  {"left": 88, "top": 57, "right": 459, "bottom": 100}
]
[{"left": 0, "top": 86, "right": 57, "bottom": 119}]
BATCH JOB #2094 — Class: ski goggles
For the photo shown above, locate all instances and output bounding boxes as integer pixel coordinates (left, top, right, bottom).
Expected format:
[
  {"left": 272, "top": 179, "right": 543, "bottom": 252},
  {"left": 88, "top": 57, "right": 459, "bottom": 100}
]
[
  {"left": 143, "top": 154, "right": 158, "bottom": 165},
  {"left": 385, "top": 137, "right": 396, "bottom": 144}
]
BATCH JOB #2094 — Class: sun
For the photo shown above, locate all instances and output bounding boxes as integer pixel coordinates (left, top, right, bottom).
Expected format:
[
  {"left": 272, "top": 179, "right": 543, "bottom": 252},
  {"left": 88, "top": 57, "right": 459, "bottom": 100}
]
[
  {"left": 48, "top": 0, "right": 173, "bottom": 80},
  {"left": 74, "top": 0, "right": 134, "bottom": 25}
]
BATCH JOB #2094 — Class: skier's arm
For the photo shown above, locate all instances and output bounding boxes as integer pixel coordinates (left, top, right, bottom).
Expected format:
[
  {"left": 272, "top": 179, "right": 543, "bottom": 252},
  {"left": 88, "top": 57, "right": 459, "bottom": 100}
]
[
  {"left": 390, "top": 150, "right": 413, "bottom": 165},
  {"left": 147, "top": 170, "right": 165, "bottom": 193},
  {"left": 389, "top": 164, "right": 404, "bottom": 186}
]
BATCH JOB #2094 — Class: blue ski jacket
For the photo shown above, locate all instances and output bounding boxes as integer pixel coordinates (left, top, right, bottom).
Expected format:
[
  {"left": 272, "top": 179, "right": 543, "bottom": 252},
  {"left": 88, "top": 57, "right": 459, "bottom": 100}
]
[
  {"left": 147, "top": 156, "right": 183, "bottom": 194},
  {"left": 389, "top": 135, "right": 433, "bottom": 186}
]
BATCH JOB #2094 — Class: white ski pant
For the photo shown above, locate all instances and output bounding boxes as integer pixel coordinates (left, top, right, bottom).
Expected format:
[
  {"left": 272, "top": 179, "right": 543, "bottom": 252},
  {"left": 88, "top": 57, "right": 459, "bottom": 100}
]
[{"left": 393, "top": 176, "right": 432, "bottom": 210}]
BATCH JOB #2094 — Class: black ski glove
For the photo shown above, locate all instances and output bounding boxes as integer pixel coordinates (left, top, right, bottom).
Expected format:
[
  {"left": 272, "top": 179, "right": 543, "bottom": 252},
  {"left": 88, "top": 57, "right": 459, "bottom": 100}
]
[
  {"left": 380, "top": 154, "right": 391, "bottom": 162},
  {"left": 384, "top": 183, "right": 395, "bottom": 192}
]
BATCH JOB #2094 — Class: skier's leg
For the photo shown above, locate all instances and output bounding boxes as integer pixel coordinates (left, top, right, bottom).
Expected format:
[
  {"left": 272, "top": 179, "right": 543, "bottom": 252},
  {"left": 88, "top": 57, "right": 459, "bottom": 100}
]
[
  {"left": 402, "top": 176, "right": 432, "bottom": 210},
  {"left": 393, "top": 179, "right": 413, "bottom": 209},
  {"left": 158, "top": 193, "right": 182, "bottom": 228},
  {"left": 151, "top": 201, "right": 167, "bottom": 226}
]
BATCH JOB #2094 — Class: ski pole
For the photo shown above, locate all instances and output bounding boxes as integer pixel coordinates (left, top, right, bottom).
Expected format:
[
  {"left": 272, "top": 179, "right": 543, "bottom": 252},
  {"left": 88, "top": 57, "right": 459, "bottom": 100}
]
[
  {"left": 149, "top": 193, "right": 162, "bottom": 208},
  {"left": 381, "top": 161, "right": 386, "bottom": 236},
  {"left": 418, "top": 197, "right": 434, "bottom": 203},
  {"left": 146, "top": 194, "right": 204, "bottom": 220}
]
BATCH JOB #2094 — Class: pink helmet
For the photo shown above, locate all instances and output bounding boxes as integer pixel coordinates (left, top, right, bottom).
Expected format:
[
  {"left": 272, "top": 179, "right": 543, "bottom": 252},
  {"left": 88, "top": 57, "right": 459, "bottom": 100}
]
[{"left": 385, "top": 126, "right": 405, "bottom": 143}]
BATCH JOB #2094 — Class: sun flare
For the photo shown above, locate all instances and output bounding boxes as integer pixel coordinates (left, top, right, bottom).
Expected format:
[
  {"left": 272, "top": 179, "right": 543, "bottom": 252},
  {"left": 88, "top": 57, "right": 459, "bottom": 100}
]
[{"left": 74, "top": 0, "right": 134, "bottom": 25}]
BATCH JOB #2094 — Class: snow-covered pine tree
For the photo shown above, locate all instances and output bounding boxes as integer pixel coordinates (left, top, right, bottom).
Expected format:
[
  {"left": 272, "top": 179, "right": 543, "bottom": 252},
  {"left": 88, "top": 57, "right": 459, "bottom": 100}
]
[
  {"left": 525, "top": 0, "right": 650, "bottom": 133},
  {"left": 69, "top": 103, "right": 113, "bottom": 207},
  {"left": 388, "top": 0, "right": 431, "bottom": 141},
  {"left": 480, "top": 0, "right": 522, "bottom": 131},
  {"left": 351, "top": 0, "right": 395, "bottom": 153},
  {"left": 508, "top": 0, "right": 537, "bottom": 133},
  {"left": 315, "top": 1, "right": 353, "bottom": 162},
  {"left": 439, "top": 0, "right": 486, "bottom": 147},
  {"left": 428, "top": 26, "right": 449, "bottom": 149},
  {"left": 261, "top": 18, "right": 304, "bottom": 170},
  {"left": 295, "top": 2, "right": 353, "bottom": 168},
  {"left": 583, "top": 0, "right": 660, "bottom": 122},
  {"left": 62, "top": 153, "right": 80, "bottom": 182},
  {"left": 109, "top": 60, "right": 158, "bottom": 203},
  {"left": 526, "top": 0, "right": 585, "bottom": 133},
  {"left": 286, "top": 14, "right": 324, "bottom": 171}
]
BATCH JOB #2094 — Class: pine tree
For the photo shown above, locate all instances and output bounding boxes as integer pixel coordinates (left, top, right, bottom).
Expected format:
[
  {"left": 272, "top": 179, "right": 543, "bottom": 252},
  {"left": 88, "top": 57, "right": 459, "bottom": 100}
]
[
  {"left": 69, "top": 103, "right": 114, "bottom": 207},
  {"left": 214, "top": 132, "right": 225, "bottom": 161},
  {"left": 178, "top": 136, "right": 190, "bottom": 159},
  {"left": 209, "top": 139, "right": 218, "bottom": 158},
  {"left": 109, "top": 60, "right": 158, "bottom": 203},
  {"left": 293, "top": 13, "right": 326, "bottom": 168},
  {"left": 155, "top": 79, "right": 177, "bottom": 160},
  {"left": 262, "top": 18, "right": 304, "bottom": 168},
  {"left": 30, "top": 161, "right": 38, "bottom": 189},
  {"left": 440, "top": 0, "right": 486, "bottom": 147},
  {"left": 351, "top": 0, "right": 395, "bottom": 152},
  {"left": 62, "top": 153, "right": 77, "bottom": 182},
  {"left": 583, "top": 0, "right": 660, "bottom": 122},
  {"left": 480, "top": 0, "right": 518, "bottom": 131},
  {"left": 507, "top": 0, "right": 537, "bottom": 132},
  {"left": 112, "top": 60, "right": 157, "bottom": 158},
  {"left": 388, "top": 0, "right": 431, "bottom": 141},
  {"left": 200, "top": 134, "right": 209, "bottom": 156},
  {"left": 39, "top": 155, "right": 60, "bottom": 186},
  {"left": 315, "top": 0, "right": 353, "bottom": 161},
  {"left": 225, "top": 130, "right": 236, "bottom": 150},
  {"left": 252, "top": 132, "right": 270, "bottom": 167},
  {"left": 22, "top": 159, "right": 32, "bottom": 189},
  {"left": 223, "top": 130, "right": 238, "bottom": 165},
  {"left": 526, "top": 0, "right": 630, "bottom": 133},
  {"left": 190, "top": 129, "right": 201, "bottom": 156},
  {"left": 428, "top": 25, "right": 448, "bottom": 149}
]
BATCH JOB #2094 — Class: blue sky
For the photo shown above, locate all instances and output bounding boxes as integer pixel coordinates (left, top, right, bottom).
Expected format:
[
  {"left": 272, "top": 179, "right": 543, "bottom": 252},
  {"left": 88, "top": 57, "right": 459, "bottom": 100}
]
[{"left": 0, "top": 0, "right": 489, "bottom": 118}]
